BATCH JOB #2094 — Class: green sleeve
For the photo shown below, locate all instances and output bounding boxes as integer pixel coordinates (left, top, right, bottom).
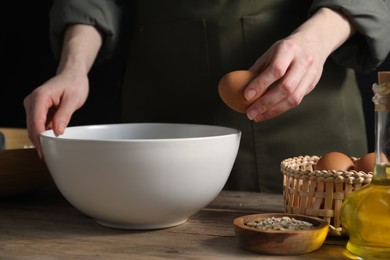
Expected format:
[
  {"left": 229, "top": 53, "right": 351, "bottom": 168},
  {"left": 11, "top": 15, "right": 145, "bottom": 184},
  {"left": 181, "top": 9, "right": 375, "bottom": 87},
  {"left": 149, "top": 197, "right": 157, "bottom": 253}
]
[
  {"left": 309, "top": 0, "right": 390, "bottom": 73},
  {"left": 49, "top": 0, "right": 122, "bottom": 60}
]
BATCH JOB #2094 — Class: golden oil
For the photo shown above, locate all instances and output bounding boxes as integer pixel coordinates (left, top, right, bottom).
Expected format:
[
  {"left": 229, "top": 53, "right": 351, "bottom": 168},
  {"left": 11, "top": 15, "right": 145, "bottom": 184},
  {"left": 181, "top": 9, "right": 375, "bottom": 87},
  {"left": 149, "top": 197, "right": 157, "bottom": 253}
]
[
  {"left": 341, "top": 164, "right": 390, "bottom": 259},
  {"left": 341, "top": 73, "right": 390, "bottom": 259}
]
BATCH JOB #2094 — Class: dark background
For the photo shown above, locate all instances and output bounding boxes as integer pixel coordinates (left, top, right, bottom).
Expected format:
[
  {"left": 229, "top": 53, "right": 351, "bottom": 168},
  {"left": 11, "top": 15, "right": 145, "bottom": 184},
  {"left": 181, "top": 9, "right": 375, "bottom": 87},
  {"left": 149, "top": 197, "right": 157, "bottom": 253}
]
[
  {"left": 357, "top": 58, "right": 390, "bottom": 152},
  {"left": 1, "top": 1, "right": 55, "bottom": 128},
  {"left": 0, "top": 1, "right": 388, "bottom": 152},
  {"left": 0, "top": 1, "right": 122, "bottom": 130}
]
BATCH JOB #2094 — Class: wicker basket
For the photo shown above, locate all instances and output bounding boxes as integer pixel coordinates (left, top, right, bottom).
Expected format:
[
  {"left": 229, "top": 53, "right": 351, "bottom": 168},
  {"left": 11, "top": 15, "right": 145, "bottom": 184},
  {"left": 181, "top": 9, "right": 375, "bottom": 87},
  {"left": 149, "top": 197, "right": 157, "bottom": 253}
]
[{"left": 281, "top": 155, "right": 372, "bottom": 236}]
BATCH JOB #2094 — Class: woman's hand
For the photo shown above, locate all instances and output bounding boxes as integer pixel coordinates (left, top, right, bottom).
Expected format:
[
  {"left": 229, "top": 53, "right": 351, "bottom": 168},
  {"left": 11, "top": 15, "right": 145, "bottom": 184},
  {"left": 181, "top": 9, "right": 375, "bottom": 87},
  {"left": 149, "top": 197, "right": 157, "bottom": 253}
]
[
  {"left": 245, "top": 7, "right": 356, "bottom": 122},
  {"left": 245, "top": 36, "right": 323, "bottom": 122},
  {"left": 24, "top": 70, "right": 89, "bottom": 157},
  {"left": 24, "top": 24, "right": 102, "bottom": 157}
]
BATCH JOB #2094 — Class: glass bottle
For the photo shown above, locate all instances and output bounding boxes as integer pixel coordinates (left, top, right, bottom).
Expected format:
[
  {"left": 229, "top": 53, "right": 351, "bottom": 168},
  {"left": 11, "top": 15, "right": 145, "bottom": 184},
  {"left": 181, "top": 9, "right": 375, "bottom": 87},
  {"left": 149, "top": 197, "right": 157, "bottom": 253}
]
[{"left": 341, "top": 71, "right": 390, "bottom": 259}]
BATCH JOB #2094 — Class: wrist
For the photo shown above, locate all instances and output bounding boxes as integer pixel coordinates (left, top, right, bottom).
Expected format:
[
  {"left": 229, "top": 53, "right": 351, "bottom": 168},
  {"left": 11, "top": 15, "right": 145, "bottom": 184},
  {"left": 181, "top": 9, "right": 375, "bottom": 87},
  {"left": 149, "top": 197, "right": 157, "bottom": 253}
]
[
  {"left": 290, "top": 7, "right": 356, "bottom": 61},
  {"left": 56, "top": 24, "right": 102, "bottom": 76}
]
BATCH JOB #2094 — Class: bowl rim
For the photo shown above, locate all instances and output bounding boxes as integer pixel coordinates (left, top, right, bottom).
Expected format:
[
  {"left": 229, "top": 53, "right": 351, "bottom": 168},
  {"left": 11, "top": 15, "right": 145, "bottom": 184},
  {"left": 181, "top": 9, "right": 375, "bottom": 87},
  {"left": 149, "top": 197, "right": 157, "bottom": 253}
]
[
  {"left": 40, "top": 123, "right": 241, "bottom": 142},
  {"left": 234, "top": 213, "right": 329, "bottom": 233}
]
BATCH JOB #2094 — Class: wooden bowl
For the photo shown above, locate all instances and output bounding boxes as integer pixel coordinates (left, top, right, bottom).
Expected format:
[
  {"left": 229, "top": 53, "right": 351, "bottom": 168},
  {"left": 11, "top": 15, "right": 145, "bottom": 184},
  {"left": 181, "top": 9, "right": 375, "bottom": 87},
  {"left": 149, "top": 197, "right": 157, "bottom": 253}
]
[
  {"left": 0, "top": 127, "right": 33, "bottom": 149},
  {"left": 0, "top": 128, "right": 52, "bottom": 197},
  {"left": 233, "top": 213, "right": 329, "bottom": 255}
]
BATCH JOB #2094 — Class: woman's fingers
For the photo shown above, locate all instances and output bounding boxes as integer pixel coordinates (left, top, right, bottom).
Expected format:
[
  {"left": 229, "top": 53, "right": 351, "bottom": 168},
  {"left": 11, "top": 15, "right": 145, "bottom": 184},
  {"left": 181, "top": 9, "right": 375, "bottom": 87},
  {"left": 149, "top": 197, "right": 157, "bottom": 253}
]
[
  {"left": 24, "top": 72, "right": 89, "bottom": 157},
  {"left": 245, "top": 38, "right": 322, "bottom": 122}
]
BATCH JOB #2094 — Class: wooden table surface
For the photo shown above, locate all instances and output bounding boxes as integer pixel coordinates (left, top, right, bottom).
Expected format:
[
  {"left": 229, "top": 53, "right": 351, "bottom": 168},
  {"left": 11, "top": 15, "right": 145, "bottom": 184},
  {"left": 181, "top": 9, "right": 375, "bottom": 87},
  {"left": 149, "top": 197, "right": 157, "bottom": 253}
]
[{"left": 0, "top": 186, "right": 352, "bottom": 259}]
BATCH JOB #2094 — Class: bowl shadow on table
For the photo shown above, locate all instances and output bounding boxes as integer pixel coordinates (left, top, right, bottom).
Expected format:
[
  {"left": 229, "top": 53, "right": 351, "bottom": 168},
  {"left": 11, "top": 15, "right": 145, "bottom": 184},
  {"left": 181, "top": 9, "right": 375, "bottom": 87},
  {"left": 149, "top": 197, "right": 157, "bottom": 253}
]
[
  {"left": 182, "top": 193, "right": 353, "bottom": 259},
  {"left": 0, "top": 184, "right": 149, "bottom": 237},
  {"left": 201, "top": 235, "right": 355, "bottom": 260},
  {"left": 1, "top": 187, "right": 357, "bottom": 259},
  {"left": 195, "top": 210, "right": 354, "bottom": 260}
]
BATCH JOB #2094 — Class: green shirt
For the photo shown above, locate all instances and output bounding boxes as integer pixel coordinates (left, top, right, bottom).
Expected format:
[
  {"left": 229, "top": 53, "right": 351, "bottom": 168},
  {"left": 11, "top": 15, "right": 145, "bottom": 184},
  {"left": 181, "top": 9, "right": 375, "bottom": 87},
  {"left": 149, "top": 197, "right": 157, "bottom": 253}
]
[{"left": 49, "top": 0, "right": 390, "bottom": 193}]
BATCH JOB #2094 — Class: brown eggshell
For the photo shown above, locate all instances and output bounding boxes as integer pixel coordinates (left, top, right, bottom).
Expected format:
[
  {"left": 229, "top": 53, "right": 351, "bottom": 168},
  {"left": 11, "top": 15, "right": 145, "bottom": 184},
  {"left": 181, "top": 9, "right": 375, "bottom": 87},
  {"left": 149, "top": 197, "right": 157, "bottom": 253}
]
[
  {"left": 218, "top": 70, "right": 259, "bottom": 113},
  {"left": 315, "top": 152, "right": 354, "bottom": 171},
  {"left": 354, "top": 152, "right": 388, "bottom": 173}
]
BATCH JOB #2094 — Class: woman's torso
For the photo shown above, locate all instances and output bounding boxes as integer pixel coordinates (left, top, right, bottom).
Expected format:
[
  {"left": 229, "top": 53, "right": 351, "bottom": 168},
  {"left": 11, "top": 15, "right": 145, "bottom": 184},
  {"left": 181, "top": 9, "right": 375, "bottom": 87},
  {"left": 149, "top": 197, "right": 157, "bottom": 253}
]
[{"left": 121, "top": 0, "right": 367, "bottom": 193}]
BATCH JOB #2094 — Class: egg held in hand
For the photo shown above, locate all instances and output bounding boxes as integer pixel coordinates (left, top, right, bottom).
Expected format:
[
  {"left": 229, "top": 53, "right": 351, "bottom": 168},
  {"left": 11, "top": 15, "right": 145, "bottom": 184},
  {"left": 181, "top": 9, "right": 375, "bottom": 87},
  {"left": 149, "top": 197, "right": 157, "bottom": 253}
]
[{"left": 218, "top": 70, "right": 261, "bottom": 113}]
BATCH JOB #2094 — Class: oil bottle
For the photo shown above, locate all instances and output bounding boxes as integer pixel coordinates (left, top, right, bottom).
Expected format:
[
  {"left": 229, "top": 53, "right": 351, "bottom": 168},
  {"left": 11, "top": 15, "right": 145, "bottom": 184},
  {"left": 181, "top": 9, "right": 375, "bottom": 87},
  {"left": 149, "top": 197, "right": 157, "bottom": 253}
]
[{"left": 341, "top": 71, "right": 390, "bottom": 259}]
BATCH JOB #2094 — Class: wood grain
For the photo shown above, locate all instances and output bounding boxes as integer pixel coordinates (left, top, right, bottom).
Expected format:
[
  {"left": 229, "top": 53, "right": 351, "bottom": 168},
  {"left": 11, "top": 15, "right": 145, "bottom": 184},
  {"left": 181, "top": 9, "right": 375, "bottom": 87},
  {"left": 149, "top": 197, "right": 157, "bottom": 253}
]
[
  {"left": 0, "top": 189, "right": 349, "bottom": 259},
  {"left": 0, "top": 128, "right": 33, "bottom": 149},
  {"left": 0, "top": 128, "right": 53, "bottom": 197}
]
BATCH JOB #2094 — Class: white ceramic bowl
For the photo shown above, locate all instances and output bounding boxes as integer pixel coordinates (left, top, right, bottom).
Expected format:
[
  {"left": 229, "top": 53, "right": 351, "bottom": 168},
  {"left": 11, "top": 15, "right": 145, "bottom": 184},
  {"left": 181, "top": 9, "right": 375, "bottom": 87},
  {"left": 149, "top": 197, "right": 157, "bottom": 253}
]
[{"left": 40, "top": 123, "right": 241, "bottom": 230}]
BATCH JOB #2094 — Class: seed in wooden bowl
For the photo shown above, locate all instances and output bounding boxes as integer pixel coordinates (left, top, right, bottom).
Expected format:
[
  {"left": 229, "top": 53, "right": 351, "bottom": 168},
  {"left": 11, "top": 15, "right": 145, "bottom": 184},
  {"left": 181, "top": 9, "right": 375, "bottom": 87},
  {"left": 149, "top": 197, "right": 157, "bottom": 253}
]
[
  {"left": 245, "top": 216, "right": 313, "bottom": 231},
  {"left": 234, "top": 213, "right": 329, "bottom": 255}
]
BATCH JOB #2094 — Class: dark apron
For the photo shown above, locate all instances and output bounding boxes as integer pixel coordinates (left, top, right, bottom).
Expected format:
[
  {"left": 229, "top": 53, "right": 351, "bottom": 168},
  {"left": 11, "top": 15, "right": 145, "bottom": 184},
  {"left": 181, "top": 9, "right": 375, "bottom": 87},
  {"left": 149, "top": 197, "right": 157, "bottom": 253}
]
[{"left": 121, "top": 0, "right": 368, "bottom": 193}]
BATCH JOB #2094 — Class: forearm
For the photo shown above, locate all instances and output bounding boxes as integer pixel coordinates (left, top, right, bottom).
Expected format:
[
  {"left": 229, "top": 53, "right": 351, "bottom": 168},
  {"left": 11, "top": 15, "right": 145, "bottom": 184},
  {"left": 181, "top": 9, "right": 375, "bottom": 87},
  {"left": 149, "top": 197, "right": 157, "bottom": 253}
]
[
  {"left": 57, "top": 24, "right": 103, "bottom": 75},
  {"left": 290, "top": 7, "right": 356, "bottom": 62}
]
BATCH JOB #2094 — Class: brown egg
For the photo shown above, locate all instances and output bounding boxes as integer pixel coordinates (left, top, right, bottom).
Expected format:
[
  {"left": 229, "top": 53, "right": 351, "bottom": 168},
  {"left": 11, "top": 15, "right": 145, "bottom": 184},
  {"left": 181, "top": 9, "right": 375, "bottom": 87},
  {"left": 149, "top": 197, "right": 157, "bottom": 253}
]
[
  {"left": 218, "top": 70, "right": 261, "bottom": 113},
  {"left": 315, "top": 152, "right": 355, "bottom": 171},
  {"left": 354, "top": 152, "right": 388, "bottom": 173}
]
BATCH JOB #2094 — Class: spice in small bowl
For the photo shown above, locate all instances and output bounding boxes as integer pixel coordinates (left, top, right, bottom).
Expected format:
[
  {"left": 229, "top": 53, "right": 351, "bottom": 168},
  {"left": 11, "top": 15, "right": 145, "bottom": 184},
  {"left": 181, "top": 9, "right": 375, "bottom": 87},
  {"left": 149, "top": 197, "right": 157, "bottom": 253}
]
[
  {"left": 233, "top": 213, "right": 329, "bottom": 255},
  {"left": 245, "top": 216, "right": 314, "bottom": 231}
]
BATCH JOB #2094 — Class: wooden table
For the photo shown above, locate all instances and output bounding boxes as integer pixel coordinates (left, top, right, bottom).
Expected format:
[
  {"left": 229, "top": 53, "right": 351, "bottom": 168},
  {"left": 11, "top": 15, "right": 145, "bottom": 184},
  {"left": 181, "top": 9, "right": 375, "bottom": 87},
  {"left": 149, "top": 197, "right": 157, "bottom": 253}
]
[{"left": 0, "top": 186, "right": 351, "bottom": 259}]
